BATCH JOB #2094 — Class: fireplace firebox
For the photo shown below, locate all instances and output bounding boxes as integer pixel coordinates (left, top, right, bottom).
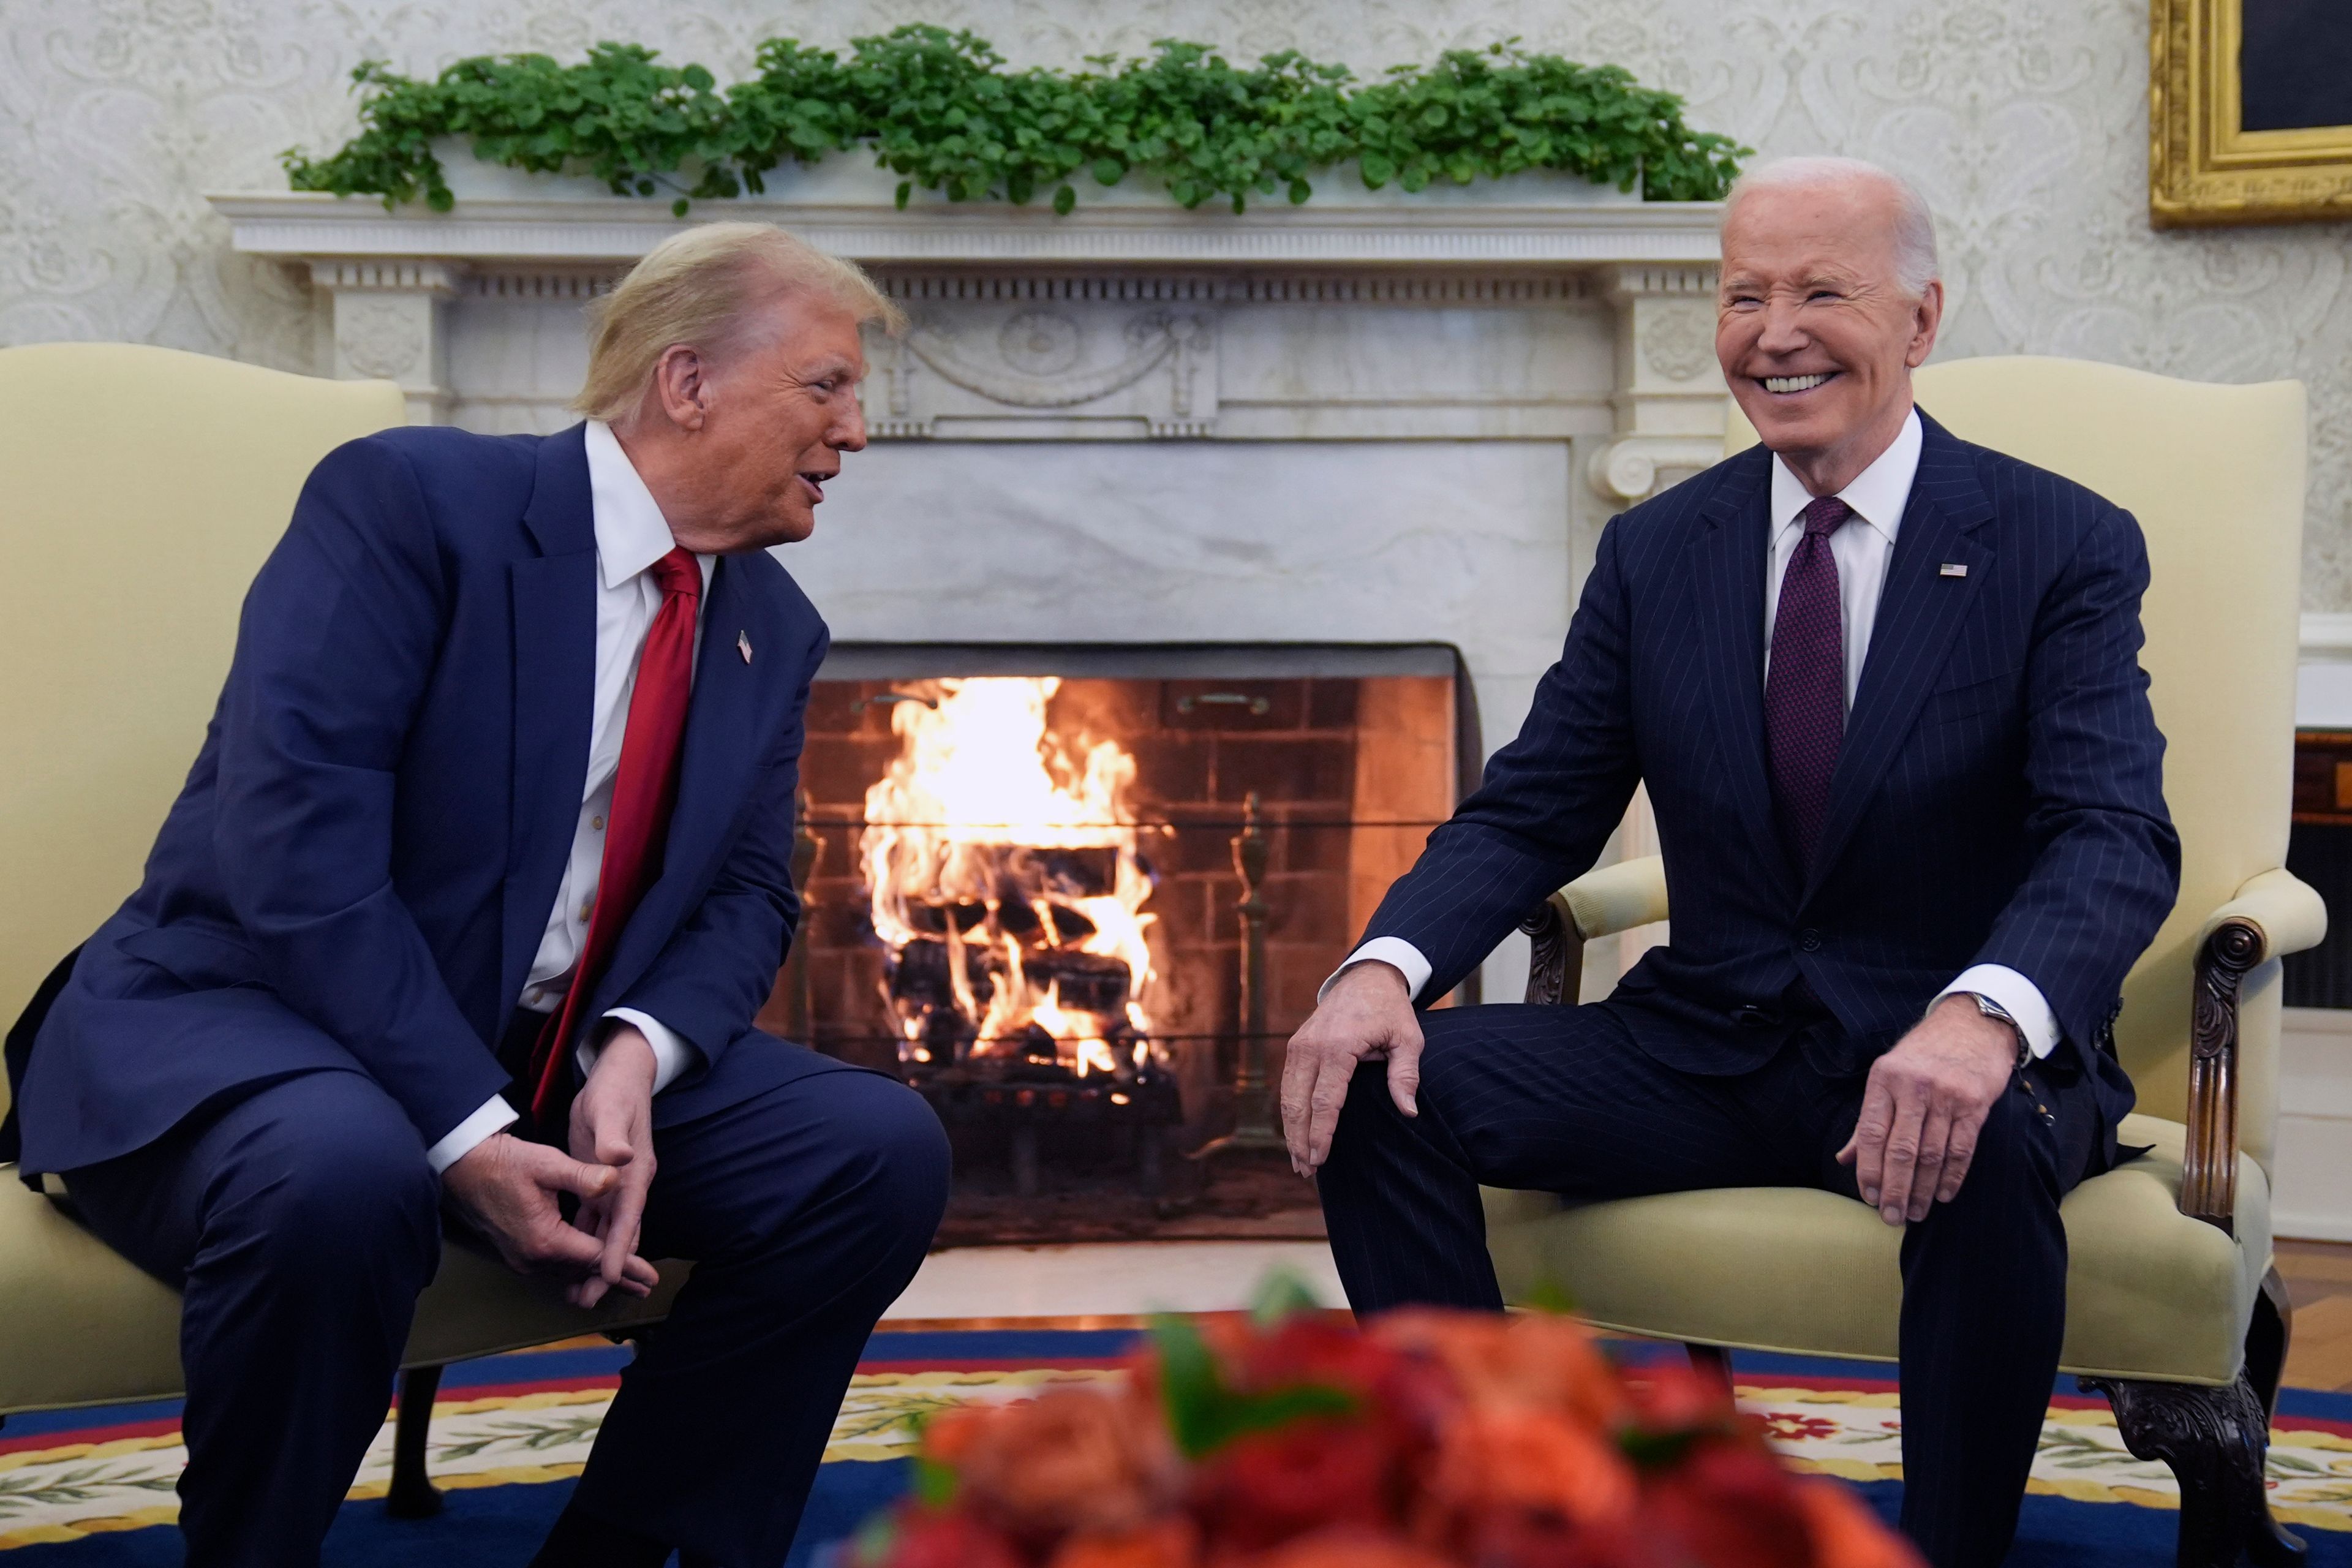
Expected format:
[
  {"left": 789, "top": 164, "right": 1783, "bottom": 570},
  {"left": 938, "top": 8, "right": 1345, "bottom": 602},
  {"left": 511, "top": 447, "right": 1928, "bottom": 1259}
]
[{"left": 754, "top": 644, "right": 1472, "bottom": 1237}]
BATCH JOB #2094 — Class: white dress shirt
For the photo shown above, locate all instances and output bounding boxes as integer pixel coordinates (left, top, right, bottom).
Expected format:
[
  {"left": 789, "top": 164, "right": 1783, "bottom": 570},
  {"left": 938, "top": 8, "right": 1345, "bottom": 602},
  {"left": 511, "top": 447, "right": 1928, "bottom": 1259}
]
[
  {"left": 423, "top": 421, "right": 715, "bottom": 1174},
  {"left": 1330, "top": 407, "right": 2059, "bottom": 1061}
]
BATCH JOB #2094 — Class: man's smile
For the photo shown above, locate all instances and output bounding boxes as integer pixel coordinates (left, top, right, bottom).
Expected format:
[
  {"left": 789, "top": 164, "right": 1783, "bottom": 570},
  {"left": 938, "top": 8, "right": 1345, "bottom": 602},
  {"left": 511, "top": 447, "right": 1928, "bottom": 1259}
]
[{"left": 1760, "top": 371, "right": 1841, "bottom": 396}]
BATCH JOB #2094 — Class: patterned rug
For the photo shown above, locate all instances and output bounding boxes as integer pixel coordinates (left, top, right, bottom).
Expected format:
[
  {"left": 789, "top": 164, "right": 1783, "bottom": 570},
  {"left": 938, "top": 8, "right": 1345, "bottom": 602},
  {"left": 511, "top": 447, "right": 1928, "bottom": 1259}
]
[{"left": 4, "top": 1327, "right": 2351, "bottom": 1564}]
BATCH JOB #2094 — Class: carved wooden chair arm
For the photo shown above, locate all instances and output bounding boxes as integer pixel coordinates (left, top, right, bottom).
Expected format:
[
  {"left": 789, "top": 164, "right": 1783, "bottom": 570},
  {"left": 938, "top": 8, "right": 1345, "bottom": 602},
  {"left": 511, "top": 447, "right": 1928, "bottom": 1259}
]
[
  {"left": 1519, "top": 855, "right": 1669, "bottom": 1006},
  {"left": 2181, "top": 867, "right": 2329, "bottom": 1232}
]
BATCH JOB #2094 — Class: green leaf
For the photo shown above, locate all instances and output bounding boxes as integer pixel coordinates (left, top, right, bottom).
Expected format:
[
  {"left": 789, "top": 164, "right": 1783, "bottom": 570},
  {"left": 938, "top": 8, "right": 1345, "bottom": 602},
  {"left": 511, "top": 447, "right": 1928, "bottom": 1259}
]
[
  {"left": 1148, "top": 1314, "right": 1357, "bottom": 1460},
  {"left": 894, "top": 179, "right": 911, "bottom": 209},
  {"left": 1249, "top": 1270, "right": 1324, "bottom": 1327},
  {"left": 274, "top": 32, "right": 1745, "bottom": 213},
  {"left": 1053, "top": 183, "right": 1076, "bottom": 215},
  {"left": 1287, "top": 176, "right": 1311, "bottom": 204},
  {"left": 671, "top": 196, "right": 689, "bottom": 216},
  {"left": 913, "top": 1453, "right": 958, "bottom": 1507}
]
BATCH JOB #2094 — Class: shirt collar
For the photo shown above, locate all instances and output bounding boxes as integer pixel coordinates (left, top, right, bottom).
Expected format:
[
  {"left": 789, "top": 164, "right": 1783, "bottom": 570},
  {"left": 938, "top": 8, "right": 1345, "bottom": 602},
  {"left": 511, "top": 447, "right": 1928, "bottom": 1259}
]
[
  {"left": 1767, "top": 405, "right": 1924, "bottom": 546},
  {"left": 583, "top": 420, "right": 684, "bottom": 592}
]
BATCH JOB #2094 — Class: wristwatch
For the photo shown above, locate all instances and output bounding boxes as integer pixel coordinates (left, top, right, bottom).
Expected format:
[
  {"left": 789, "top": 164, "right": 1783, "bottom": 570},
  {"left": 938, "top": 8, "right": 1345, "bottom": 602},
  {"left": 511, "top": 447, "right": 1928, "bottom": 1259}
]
[{"left": 1964, "top": 992, "right": 2032, "bottom": 1068}]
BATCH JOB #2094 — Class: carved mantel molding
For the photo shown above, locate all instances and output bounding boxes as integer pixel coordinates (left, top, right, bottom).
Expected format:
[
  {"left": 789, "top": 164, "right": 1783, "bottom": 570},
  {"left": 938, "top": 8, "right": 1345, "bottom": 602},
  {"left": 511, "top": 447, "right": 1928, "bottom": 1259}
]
[{"left": 209, "top": 187, "right": 1728, "bottom": 500}]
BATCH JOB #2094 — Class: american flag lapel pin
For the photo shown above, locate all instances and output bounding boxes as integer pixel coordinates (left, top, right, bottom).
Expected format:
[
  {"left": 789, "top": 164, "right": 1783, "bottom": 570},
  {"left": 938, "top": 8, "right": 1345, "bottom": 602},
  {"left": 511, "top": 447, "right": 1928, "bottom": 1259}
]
[
  {"left": 737, "top": 630, "right": 754, "bottom": 664},
  {"left": 1939, "top": 562, "right": 1968, "bottom": 578}
]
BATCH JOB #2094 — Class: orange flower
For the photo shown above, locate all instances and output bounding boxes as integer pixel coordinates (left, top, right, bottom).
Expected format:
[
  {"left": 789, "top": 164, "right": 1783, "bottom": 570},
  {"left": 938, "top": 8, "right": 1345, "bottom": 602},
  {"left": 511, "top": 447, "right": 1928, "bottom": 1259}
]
[
  {"left": 1640, "top": 1441, "right": 1812, "bottom": 1568},
  {"left": 1417, "top": 1404, "right": 1638, "bottom": 1553},
  {"left": 944, "top": 1387, "right": 1185, "bottom": 1545},
  {"left": 1048, "top": 1518, "right": 1202, "bottom": 1568},
  {"left": 1792, "top": 1480, "right": 1926, "bottom": 1568},
  {"left": 1372, "top": 1310, "right": 1626, "bottom": 1430},
  {"left": 1236, "top": 1526, "right": 1458, "bottom": 1568}
]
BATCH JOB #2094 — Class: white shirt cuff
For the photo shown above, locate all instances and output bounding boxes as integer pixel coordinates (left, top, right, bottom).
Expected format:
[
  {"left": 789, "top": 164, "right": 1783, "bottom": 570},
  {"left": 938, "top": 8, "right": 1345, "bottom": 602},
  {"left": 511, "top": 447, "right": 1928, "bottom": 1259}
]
[
  {"left": 587, "top": 1008, "right": 701, "bottom": 1094},
  {"left": 1322, "top": 937, "right": 1433, "bottom": 1006},
  {"left": 424, "top": 1094, "right": 519, "bottom": 1175},
  {"left": 1936, "top": 964, "right": 2059, "bottom": 1061}
]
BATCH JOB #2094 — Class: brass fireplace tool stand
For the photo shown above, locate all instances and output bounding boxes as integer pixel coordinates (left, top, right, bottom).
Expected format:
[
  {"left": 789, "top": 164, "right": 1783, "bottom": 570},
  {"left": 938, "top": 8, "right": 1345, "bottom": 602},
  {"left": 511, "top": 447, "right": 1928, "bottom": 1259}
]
[{"left": 1190, "top": 791, "right": 1286, "bottom": 1159}]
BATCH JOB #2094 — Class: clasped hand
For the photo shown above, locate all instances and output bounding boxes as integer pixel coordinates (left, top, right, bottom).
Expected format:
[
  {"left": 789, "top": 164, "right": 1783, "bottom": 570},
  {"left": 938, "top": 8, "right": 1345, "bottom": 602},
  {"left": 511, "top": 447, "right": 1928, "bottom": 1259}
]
[
  {"left": 442, "top": 1026, "right": 662, "bottom": 1308},
  {"left": 1838, "top": 994, "right": 2019, "bottom": 1227}
]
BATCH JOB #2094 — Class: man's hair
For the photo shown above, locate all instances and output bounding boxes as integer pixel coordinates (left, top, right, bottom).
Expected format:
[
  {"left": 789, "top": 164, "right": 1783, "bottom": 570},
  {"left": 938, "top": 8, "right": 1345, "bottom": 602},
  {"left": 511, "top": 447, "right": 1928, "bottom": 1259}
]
[
  {"left": 573, "top": 222, "right": 908, "bottom": 423},
  {"left": 1722, "top": 155, "right": 1940, "bottom": 297}
]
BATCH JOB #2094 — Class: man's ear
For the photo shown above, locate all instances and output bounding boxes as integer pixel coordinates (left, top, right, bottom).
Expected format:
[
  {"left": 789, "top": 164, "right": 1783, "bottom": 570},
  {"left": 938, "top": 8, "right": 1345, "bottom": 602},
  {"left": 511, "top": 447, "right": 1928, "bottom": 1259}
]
[
  {"left": 650, "top": 344, "right": 710, "bottom": 432},
  {"left": 1905, "top": 280, "right": 1945, "bottom": 370}
]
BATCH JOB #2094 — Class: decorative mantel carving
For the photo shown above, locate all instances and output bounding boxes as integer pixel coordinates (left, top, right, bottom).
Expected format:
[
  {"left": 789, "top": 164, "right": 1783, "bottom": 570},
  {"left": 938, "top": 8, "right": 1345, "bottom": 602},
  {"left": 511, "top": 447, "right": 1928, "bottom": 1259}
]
[{"left": 211, "top": 187, "right": 1728, "bottom": 499}]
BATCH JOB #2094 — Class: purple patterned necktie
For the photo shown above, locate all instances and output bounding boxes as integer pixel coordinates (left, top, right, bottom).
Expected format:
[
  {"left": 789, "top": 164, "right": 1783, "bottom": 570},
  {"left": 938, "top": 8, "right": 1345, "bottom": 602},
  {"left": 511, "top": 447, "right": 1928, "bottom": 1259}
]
[{"left": 1765, "top": 496, "right": 1853, "bottom": 867}]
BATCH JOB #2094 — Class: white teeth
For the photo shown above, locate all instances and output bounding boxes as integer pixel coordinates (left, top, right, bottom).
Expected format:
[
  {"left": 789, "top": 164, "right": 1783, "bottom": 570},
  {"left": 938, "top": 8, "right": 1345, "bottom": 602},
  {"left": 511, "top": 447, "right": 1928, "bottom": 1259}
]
[{"left": 1763, "top": 374, "right": 1831, "bottom": 394}]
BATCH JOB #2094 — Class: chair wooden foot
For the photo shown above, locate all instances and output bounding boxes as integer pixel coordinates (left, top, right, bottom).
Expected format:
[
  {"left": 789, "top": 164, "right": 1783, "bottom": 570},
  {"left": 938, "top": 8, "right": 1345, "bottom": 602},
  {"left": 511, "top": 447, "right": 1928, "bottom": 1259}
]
[
  {"left": 2081, "top": 1371, "right": 2302, "bottom": 1568},
  {"left": 1684, "top": 1342, "right": 1733, "bottom": 1396},
  {"left": 385, "top": 1365, "right": 445, "bottom": 1520}
]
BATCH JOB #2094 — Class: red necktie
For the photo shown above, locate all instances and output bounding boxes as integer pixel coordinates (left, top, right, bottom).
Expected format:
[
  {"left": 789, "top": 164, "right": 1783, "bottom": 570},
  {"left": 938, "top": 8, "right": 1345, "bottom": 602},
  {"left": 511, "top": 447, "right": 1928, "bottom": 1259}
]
[
  {"left": 526, "top": 546, "right": 703, "bottom": 1130},
  {"left": 1763, "top": 496, "right": 1852, "bottom": 867}
]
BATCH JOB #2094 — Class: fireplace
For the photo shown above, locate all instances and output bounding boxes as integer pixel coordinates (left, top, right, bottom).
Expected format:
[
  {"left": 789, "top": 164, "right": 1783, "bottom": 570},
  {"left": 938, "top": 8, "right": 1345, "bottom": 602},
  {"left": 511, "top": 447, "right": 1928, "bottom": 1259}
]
[
  {"left": 213, "top": 176, "right": 1729, "bottom": 1232},
  {"left": 756, "top": 644, "right": 1469, "bottom": 1230}
]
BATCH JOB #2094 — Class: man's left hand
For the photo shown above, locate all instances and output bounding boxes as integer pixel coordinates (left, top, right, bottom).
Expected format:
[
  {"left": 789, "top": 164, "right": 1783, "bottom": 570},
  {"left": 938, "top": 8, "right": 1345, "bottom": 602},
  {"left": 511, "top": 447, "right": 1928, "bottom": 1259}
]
[
  {"left": 1836, "top": 995, "right": 2018, "bottom": 1227},
  {"left": 567, "top": 1024, "right": 661, "bottom": 1308}
]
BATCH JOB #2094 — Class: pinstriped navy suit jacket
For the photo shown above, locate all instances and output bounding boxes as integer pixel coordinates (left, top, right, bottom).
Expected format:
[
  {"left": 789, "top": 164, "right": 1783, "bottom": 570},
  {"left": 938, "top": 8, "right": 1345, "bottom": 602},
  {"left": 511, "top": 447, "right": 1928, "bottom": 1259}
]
[{"left": 1363, "top": 410, "right": 2179, "bottom": 1141}]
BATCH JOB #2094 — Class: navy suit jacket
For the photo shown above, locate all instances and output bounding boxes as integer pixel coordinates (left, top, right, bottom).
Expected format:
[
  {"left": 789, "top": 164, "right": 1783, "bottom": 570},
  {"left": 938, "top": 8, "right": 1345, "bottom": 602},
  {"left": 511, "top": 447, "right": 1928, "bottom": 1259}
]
[
  {"left": 1362, "top": 411, "right": 2180, "bottom": 1144},
  {"left": 11, "top": 424, "right": 827, "bottom": 1177}
]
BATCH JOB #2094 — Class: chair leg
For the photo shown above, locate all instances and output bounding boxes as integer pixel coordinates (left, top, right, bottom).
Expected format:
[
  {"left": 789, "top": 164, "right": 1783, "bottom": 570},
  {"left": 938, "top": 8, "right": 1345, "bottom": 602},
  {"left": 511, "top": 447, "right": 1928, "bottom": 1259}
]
[
  {"left": 2242, "top": 1268, "right": 2307, "bottom": 1566},
  {"left": 385, "top": 1365, "right": 445, "bottom": 1520},
  {"left": 2081, "top": 1371, "right": 2303, "bottom": 1568},
  {"left": 1684, "top": 1342, "right": 1734, "bottom": 1397}
]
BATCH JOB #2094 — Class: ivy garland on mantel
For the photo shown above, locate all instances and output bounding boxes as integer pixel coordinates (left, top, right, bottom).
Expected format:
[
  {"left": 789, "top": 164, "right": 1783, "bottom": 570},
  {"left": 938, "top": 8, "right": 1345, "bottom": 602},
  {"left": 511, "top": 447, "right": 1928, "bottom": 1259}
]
[{"left": 284, "top": 26, "right": 1747, "bottom": 218}]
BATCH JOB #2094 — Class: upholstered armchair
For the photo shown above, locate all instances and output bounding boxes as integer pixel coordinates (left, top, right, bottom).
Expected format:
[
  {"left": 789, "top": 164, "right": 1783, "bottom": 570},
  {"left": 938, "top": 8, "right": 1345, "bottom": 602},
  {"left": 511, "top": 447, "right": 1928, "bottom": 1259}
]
[
  {"left": 0, "top": 344, "right": 683, "bottom": 1516},
  {"left": 1489, "top": 357, "right": 2321, "bottom": 1567}
]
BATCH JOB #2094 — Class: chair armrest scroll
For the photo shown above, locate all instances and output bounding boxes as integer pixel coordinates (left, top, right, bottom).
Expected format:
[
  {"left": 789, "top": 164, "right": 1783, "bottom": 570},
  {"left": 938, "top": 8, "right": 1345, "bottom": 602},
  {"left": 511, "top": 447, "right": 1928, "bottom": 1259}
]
[
  {"left": 2179, "top": 869, "right": 2324, "bottom": 1234},
  {"left": 1517, "top": 857, "right": 1670, "bottom": 1008},
  {"left": 2199, "top": 867, "right": 2327, "bottom": 963}
]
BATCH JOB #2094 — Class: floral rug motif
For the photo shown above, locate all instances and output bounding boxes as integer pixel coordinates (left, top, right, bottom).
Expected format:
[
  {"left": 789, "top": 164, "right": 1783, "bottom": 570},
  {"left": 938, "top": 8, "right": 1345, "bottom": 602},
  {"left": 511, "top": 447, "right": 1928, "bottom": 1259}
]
[{"left": 5, "top": 1330, "right": 2352, "bottom": 1557}]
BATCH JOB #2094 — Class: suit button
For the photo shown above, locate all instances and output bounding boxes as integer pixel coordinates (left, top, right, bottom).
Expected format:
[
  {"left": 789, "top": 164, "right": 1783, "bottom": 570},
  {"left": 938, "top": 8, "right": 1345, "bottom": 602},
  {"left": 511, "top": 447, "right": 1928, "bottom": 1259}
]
[
  {"left": 1732, "top": 1005, "right": 1775, "bottom": 1029},
  {"left": 1798, "top": 929, "right": 1822, "bottom": 952}
]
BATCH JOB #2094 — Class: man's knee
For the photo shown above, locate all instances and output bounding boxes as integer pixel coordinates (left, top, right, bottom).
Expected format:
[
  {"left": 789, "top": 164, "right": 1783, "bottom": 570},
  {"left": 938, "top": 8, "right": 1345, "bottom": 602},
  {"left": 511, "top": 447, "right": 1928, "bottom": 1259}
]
[
  {"left": 1940, "top": 1087, "right": 2060, "bottom": 1219},
  {"left": 813, "top": 1072, "right": 951, "bottom": 1242},
  {"left": 223, "top": 1077, "right": 440, "bottom": 1284}
]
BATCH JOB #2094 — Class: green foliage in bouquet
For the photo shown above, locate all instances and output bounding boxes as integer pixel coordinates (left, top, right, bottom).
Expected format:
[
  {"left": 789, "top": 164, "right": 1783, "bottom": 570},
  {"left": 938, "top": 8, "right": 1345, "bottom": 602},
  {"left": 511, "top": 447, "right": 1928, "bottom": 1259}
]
[{"left": 281, "top": 27, "right": 1747, "bottom": 218}]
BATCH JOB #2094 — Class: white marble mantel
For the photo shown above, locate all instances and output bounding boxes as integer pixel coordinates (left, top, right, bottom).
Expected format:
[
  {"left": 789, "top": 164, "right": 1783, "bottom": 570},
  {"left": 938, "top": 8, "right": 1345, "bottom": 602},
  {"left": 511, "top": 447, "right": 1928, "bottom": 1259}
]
[
  {"left": 206, "top": 175, "right": 1730, "bottom": 494},
  {"left": 211, "top": 172, "right": 1730, "bottom": 1003}
]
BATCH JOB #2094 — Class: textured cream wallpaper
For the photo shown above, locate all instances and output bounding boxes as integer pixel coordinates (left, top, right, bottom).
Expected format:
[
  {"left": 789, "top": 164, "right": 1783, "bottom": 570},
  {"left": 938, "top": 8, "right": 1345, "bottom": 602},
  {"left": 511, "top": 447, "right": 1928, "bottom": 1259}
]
[{"left": 4, "top": 0, "right": 2348, "bottom": 604}]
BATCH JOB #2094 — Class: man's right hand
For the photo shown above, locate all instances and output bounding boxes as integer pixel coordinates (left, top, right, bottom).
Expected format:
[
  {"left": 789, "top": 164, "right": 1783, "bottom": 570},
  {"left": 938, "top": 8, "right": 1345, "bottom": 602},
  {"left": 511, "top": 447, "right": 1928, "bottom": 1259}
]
[
  {"left": 442, "top": 1131, "right": 661, "bottom": 1297},
  {"left": 1280, "top": 961, "right": 1423, "bottom": 1178}
]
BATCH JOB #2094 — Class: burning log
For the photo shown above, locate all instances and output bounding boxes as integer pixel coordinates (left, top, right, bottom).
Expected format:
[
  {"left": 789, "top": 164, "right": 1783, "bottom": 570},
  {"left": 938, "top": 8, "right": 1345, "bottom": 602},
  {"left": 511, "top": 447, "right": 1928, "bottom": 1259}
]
[{"left": 861, "top": 679, "right": 1167, "bottom": 1086}]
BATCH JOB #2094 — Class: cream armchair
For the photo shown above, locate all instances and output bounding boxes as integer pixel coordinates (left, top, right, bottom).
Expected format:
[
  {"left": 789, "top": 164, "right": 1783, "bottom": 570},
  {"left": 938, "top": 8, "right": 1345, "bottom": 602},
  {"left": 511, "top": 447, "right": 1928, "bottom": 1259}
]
[
  {"left": 0, "top": 344, "right": 682, "bottom": 1517},
  {"left": 1488, "top": 358, "right": 2321, "bottom": 1567}
]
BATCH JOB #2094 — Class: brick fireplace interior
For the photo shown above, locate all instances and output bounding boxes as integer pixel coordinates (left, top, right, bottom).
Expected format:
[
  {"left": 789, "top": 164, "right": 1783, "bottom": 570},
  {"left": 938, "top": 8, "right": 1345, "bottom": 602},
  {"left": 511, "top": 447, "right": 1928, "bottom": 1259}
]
[{"left": 756, "top": 644, "right": 1469, "bottom": 1241}]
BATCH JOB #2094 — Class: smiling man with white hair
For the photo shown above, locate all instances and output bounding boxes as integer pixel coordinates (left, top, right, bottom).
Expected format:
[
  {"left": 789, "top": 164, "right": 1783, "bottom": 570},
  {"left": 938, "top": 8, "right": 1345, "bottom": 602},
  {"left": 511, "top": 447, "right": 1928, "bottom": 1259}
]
[
  {"left": 9, "top": 222, "right": 948, "bottom": 1568},
  {"left": 1283, "top": 156, "right": 2179, "bottom": 1566}
]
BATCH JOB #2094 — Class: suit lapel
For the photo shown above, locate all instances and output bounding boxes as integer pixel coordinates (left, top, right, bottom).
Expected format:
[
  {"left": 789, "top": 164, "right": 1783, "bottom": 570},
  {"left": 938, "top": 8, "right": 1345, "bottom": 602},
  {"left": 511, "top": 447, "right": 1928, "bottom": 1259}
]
[
  {"left": 590, "top": 553, "right": 776, "bottom": 1012},
  {"left": 500, "top": 426, "right": 598, "bottom": 1016},
  {"left": 1805, "top": 414, "right": 1995, "bottom": 899},
  {"left": 1689, "top": 451, "right": 1797, "bottom": 894}
]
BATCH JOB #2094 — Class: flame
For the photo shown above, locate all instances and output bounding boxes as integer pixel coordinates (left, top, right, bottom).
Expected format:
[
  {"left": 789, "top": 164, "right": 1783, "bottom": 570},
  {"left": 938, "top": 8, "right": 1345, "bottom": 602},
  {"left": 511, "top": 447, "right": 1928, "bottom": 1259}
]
[{"left": 861, "top": 678, "right": 1159, "bottom": 1076}]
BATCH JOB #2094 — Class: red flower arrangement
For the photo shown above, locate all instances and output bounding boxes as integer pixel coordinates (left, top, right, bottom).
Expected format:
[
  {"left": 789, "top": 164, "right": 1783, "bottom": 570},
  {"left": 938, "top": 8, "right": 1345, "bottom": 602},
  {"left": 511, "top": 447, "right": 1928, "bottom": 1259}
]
[{"left": 851, "top": 1298, "right": 1920, "bottom": 1568}]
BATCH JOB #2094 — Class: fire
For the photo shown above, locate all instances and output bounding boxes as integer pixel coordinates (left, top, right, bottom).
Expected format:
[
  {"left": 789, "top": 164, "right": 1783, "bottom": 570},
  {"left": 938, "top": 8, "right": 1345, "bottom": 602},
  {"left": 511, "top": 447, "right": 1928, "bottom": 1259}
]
[{"left": 861, "top": 678, "right": 1159, "bottom": 1077}]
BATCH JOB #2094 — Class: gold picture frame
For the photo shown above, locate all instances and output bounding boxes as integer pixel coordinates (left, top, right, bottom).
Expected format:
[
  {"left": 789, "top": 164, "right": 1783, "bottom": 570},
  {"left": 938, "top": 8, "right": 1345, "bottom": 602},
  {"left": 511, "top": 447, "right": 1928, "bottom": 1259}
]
[{"left": 2150, "top": 0, "right": 2352, "bottom": 227}]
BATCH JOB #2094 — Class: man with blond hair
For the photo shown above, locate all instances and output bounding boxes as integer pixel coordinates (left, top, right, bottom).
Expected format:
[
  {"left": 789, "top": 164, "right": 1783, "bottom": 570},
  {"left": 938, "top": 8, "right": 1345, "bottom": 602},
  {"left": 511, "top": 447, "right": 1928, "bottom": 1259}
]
[
  {"left": 1284, "top": 157, "right": 2181, "bottom": 1566},
  {"left": 7, "top": 224, "right": 948, "bottom": 1567}
]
